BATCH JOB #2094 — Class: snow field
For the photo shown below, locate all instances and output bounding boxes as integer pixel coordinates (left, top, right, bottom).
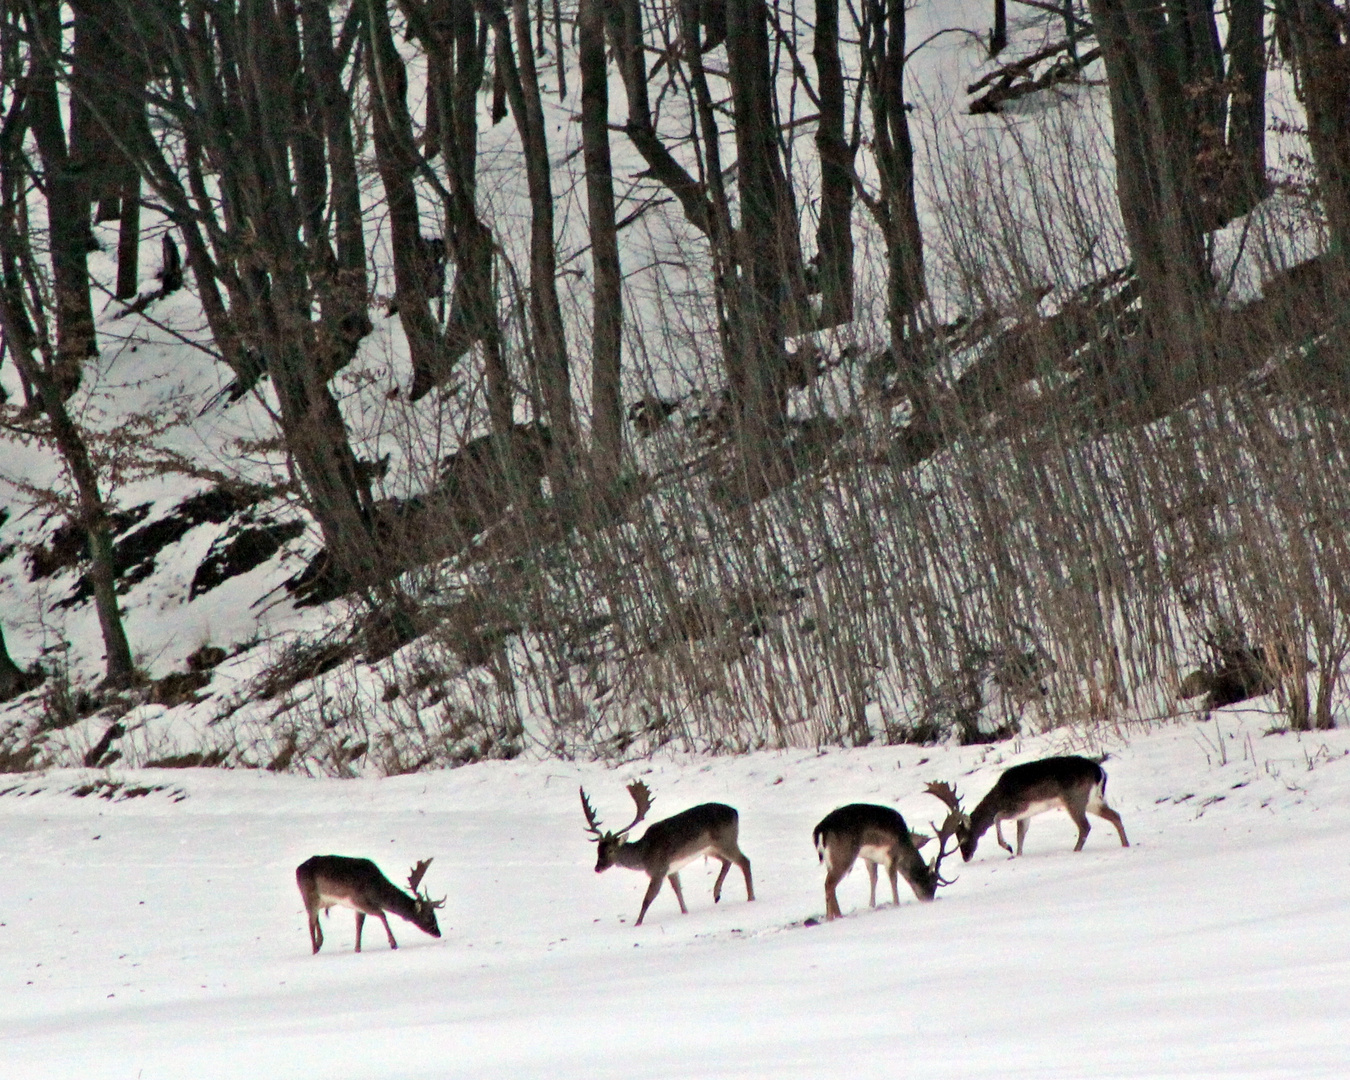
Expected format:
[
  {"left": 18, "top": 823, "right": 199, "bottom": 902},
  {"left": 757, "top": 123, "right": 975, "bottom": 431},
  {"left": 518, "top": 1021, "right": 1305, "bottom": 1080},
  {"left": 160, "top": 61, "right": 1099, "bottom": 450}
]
[{"left": 3, "top": 711, "right": 1349, "bottom": 1079}]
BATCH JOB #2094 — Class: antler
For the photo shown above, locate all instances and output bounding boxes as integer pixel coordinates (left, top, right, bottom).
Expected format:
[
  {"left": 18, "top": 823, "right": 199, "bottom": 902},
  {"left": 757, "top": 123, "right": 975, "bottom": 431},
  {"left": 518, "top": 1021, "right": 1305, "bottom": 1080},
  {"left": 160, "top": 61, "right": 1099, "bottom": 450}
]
[
  {"left": 580, "top": 785, "right": 604, "bottom": 839},
  {"left": 620, "top": 780, "right": 653, "bottom": 835},
  {"left": 580, "top": 781, "right": 653, "bottom": 841},
  {"left": 927, "top": 809, "right": 964, "bottom": 886},
  {"left": 408, "top": 858, "right": 434, "bottom": 892},
  {"left": 408, "top": 858, "right": 447, "bottom": 909},
  {"left": 925, "top": 781, "right": 964, "bottom": 817},
  {"left": 924, "top": 782, "right": 967, "bottom": 887}
]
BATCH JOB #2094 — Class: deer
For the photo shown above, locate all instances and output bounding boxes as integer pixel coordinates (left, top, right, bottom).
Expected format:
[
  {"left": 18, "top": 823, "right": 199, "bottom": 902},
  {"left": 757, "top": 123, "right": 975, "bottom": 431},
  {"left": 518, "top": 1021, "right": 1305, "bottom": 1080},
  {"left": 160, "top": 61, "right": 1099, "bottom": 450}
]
[
  {"left": 580, "top": 780, "right": 754, "bottom": 926},
  {"left": 295, "top": 855, "right": 445, "bottom": 954},
  {"left": 813, "top": 782, "right": 965, "bottom": 921},
  {"left": 942, "top": 754, "right": 1130, "bottom": 861}
]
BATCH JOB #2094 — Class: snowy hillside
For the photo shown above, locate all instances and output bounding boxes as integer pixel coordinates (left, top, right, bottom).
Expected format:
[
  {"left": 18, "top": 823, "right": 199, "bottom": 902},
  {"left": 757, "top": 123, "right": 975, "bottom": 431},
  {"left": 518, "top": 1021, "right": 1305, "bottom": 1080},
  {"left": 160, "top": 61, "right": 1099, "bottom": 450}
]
[{"left": 4, "top": 708, "right": 1349, "bottom": 1079}]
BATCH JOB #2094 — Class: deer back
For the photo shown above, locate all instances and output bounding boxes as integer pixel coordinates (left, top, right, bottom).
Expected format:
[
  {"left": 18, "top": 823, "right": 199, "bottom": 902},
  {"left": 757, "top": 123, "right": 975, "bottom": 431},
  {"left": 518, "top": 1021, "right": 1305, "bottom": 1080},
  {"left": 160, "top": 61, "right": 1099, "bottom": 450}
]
[{"left": 605, "top": 802, "right": 740, "bottom": 874}]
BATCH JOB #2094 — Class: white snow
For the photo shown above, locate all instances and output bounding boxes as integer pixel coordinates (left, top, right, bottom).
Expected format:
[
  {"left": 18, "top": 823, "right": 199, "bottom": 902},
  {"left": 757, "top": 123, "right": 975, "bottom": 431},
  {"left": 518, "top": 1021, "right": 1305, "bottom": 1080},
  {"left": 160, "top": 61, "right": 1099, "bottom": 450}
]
[{"left": 4, "top": 708, "right": 1349, "bottom": 1079}]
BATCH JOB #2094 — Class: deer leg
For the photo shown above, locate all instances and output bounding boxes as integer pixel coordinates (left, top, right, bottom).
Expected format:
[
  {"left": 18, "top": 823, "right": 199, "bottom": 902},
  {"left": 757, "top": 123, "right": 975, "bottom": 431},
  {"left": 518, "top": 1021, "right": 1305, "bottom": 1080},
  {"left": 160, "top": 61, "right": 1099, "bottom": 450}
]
[
  {"left": 308, "top": 913, "right": 323, "bottom": 954},
  {"left": 824, "top": 866, "right": 847, "bottom": 920},
  {"left": 668, "top": 872, "right": 689, "bottom": 914},
  {"left": 635, "top": 874, "right": 665, "bottom": 925},
  {"left": 378, "top": 912, "right": 399, "bottom": 949},
  {"left": 738, "top": 856, "right": 754, "bottom": 901},
  {"left": 712, "top": 858, "right": 732, "bottom": 903},
  {"left": 1015, "top": 817, "right": 1029, "bottom": 856},
  {"left": 1067, "top": 799, "right": 1092, "bottom": 851},
  {"left": 354, "top": 912, "right": 365, "bottom": 953},
  {"left": 996, "top": 819, "right": 1015, "bottom": 855},
  {"left": 887, "top": 862, "right": 901, "bottom": 906},
  {"left": 1091, "top": 804, "right": 1130, "bottom": 847},
  {"left": 866, "top": 860, "right": 879, "bottom": 907}
]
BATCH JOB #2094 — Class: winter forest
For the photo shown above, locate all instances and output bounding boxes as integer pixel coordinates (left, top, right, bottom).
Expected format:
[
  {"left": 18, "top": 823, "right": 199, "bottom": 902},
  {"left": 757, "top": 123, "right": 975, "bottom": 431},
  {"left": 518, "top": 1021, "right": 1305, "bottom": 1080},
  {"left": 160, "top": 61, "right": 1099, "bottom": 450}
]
[{"left": 1, "top": 0, "right": 1347, "bottom": 767}]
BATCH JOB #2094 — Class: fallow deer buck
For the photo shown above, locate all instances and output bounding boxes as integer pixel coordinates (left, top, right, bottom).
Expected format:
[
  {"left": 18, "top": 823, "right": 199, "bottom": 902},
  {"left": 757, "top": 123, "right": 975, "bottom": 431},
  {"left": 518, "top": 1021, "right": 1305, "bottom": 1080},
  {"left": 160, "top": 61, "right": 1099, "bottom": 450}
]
[
  {"left": 296, "top": 855, "right": 444, "bottom": 954},
  {"left": 813, "top": 782, "right": 965, "bottom": 920},
  {"left": 580, "top": 781, "right": 754, "bottom": 926},
  {"left": 946, "top": 754, "right": 1130, "bottom": 861}
]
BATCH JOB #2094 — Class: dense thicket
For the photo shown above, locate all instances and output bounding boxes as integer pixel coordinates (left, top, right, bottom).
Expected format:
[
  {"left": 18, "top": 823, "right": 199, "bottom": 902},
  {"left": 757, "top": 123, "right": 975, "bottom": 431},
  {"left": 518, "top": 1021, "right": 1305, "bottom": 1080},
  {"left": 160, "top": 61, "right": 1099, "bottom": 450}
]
[{"left": 1, "top": 0, "right": 1348, "bottom": 762}]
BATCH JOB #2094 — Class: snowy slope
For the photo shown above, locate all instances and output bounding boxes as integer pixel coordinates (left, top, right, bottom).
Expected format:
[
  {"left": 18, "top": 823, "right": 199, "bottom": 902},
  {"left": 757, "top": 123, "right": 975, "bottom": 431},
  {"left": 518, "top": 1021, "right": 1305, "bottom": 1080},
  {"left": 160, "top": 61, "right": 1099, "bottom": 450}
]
[{"left": 3, "top": 708, "right": 1348, "bottom": 1079}]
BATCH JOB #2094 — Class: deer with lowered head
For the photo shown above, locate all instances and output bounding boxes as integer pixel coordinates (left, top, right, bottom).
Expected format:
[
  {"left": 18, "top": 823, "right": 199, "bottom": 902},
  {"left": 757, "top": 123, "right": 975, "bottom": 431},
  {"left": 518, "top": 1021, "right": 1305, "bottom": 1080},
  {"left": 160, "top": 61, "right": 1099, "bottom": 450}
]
[
  {"left": 813, "top": 782, "right": 965, "bottom": 920},
  {"left": 296, "top": 855, "right": 444, "bottom": 953},
  {"left": 942, "top": 754, "right": 1130, "bottom": 861},
  {"left": 580, "top": 780, "right": 754, "bottom": 925}
]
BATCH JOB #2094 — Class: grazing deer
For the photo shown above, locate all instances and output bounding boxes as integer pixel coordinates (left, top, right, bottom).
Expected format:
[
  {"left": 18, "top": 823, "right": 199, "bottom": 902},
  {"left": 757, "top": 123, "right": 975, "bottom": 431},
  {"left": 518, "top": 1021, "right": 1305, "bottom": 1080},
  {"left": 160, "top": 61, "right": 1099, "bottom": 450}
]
[
  {"left": 580, "top": 781, "right": 754, "bottom": 926},
  {"left": 296, "top": 855, "right": 445, "bottom": 954},
  {"left": 947, "top": 754, "right": 1129, "bottom": 861},
  {"left": 813, "top": 783, "right": 965, "bottom": 920}
]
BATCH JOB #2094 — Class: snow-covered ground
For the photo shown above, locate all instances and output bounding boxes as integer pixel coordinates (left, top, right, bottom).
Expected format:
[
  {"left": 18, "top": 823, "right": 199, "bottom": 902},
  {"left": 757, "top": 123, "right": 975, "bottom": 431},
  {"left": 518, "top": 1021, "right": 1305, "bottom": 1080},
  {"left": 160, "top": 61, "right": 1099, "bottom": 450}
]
[{"left": 3, "top": 708, "right": 1348, "bottom": 1079}]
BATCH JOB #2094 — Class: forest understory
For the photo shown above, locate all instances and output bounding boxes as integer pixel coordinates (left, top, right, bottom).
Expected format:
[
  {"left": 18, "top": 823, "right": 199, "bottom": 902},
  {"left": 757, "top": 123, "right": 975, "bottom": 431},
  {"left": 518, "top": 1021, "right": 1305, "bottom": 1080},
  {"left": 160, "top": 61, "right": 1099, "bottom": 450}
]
[{"left": 2, "top": 0, "right": 1349, "bottom": 774}]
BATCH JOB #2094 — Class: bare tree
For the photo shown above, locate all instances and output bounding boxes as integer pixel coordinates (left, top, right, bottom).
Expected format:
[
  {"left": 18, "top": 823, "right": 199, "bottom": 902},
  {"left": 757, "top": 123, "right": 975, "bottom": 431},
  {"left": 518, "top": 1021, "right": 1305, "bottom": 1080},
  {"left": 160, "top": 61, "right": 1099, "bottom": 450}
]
[
  {"left": 478, "top": 0, "right": 577, "bottom": 502},
  {"left": 399, "top": 0, "right": 510, "bottom": 428},
  {"left": 1085, "top": 0, "right": 1216, "bottom": 405},
  {"left": 858, "top": 0, "right": 925, "bottom": 359},
  {"left": 1, "top": 6, "right": 136, "bottom": 688},
  {"left": 814, "top": 0, "right": 855, "bottom": 327},
  {"left": 365, "top": 0, "right": 446, "bottom": 397},
  {"left": 578, "top": 0, "right": 624, "bottom": 487},
  {"left": 88, "top": 0, "right": 385, "bottom": 593},
  {"left": 20, "top": 2, "right": 95, "bottom": 398},
  {"left": 1276, "top": 0, "right": 1350, "bottom": 283}
]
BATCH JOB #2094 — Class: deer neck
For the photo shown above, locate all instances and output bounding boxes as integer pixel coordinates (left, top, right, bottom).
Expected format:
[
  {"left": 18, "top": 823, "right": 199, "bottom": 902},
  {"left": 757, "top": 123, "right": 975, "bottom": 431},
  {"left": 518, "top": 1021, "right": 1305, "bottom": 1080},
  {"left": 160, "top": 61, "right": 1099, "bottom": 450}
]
[
  {"left": 612, "top": 835, "right": 653, "bottom": 871},
  {"left": 968, "top": 798, "right": 1000, "bottom": 840}
]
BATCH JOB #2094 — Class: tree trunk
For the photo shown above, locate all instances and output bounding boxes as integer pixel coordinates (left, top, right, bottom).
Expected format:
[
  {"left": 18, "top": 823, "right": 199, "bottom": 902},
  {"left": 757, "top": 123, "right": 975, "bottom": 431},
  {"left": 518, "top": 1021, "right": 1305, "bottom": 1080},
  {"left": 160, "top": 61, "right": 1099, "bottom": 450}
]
[
  {"left": 1277, "top": 0, "right": 1350, "bottom": 281},
  {"left": 366, "top": 0, "right": 445, "bottom": 394},
  {"left": 24, "top": 4, "right": 96, "bottom": 399},
  {"left": 1222, "top": 0, "right": 1268, "bottom": 220},
  {"left": 579, "top": 0, "right": 624, "bottom": 488},
  {"left": 814, "top": 0, "right": 855, "bottom": 327},
  {"left": 726, "top": 0, "right": 789, "bottom": 492},
  {"left": 1086, "top": 0, "right": 1215, "bottom": 404},
  {"left": 0, "top": 303, "right": 136, "bottom": 687},
  {"left": 401, "top": 0, "right": 508, "bottom": 422},
  {"left": 608, "top": 0, "right": 716, "bottom": 235},
  {"left": 481, "top": 0, "right": 576, "bottom": 500},
  {"left": 863, "top": 0, "right": 925, "bottom": 359}
]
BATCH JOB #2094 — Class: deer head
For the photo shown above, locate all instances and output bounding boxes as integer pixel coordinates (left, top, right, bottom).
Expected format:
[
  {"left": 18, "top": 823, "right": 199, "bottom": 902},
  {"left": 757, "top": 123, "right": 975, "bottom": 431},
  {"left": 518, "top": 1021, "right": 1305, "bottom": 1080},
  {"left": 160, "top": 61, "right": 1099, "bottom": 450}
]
[{"left": 580, "top": 781, "right": 653, "bottom": 871}]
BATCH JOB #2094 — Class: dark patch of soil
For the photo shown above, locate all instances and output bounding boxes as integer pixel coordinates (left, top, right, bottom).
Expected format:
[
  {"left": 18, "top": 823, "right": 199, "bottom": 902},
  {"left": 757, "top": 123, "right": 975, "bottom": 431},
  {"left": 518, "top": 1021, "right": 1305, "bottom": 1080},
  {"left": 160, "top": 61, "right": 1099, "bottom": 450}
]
[
  {"left": 83, "top": 721, "right": 125, "bottom": 768},
  {"left": 149, "top": 670, "right": 211, "bottom": 707},
  {"left": 186, "top": 645, "right": 227, "bottom": 671},
  {"left": 28, "top": 503, "right": 152, "bottom": 580},
  {"left": 256, "top": 639, "right": 354, "bottom": 699},
  {"left": 70, "top": 778, "right": 186, "bottom": 801},
  {"left": 189, "top": 518, "right": 305, "bottom": 599},
  {"left": 144, "top": 748, "right": 229, "bottom": 768},
  {"left": 53, "top": 485, "right": 271, "bottom": 609}
]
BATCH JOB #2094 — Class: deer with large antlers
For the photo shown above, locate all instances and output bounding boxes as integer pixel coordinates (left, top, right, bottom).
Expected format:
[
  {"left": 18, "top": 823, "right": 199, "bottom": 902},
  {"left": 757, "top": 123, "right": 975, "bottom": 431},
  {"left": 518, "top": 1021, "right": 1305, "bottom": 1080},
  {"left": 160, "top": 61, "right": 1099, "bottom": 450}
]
[
  {"left": 295, "top": 855, "right": 445, "bottom": 954},
  {"left": 580, "top": 781, "right": 754, "bottom": 926},
  {"left": 813, "top": 782, "right": 965, "bottom": 920},
  {"left": 951, "top": 754, "right": 1130, "bottom": 861}
]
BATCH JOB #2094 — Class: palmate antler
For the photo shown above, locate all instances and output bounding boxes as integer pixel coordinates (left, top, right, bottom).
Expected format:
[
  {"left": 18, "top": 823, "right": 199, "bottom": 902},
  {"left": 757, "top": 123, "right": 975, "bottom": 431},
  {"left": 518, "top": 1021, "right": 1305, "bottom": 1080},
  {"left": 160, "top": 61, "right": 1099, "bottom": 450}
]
[
  {"left": 407, "top": 858, "right": 446, "bottom": 910},
  {"left": 924, "top": 782, "right": 968, "bottom": 887},
  {"left": 580, "top": 781, "right": 653, "bottom": 841}
]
